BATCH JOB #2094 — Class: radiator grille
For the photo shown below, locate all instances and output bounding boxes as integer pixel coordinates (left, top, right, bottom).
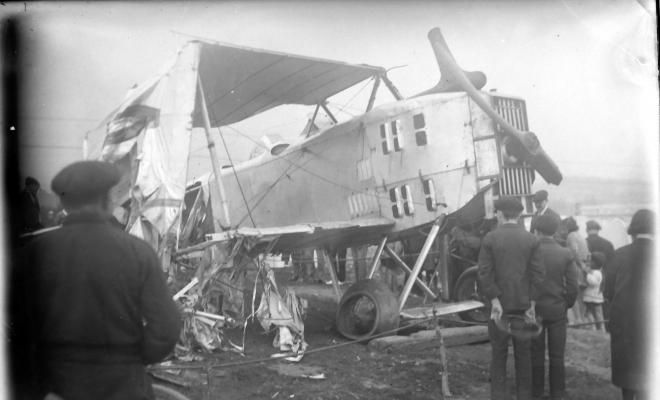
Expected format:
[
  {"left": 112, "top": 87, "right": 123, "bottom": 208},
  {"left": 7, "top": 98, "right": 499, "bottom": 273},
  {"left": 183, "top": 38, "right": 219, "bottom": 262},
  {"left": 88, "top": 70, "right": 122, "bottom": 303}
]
[
  {"left": 500, "top": 167, "right": 534, "bottom": 196},
  {"left": 493, "top": 97, "right": 528, "bottom": 131}
]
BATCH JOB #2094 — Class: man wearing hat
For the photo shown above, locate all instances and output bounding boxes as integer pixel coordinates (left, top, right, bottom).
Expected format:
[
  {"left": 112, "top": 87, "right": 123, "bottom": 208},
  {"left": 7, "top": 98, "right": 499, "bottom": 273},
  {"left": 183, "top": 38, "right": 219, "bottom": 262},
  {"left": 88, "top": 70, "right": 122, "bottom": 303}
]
[
  {"left": 530, "top": 214, "right": 579, "bottom": 400},
  {"left": 19, "top": 176, "right": 43, "bottom": 233},
  {"left": 585, "top": 220, "right": 615, "bottom": 262},
  {"left": 604, "top": 209, "right": 654, "bottom": 400},
  {"left": 478, "top": 196, "right": 545, "bottom": 400},
  {"left": 10, "top": 161, "right": 181, "bottom": 400},
  {"left": 530, "top": 190, "right": 560, "bottom": 235}
]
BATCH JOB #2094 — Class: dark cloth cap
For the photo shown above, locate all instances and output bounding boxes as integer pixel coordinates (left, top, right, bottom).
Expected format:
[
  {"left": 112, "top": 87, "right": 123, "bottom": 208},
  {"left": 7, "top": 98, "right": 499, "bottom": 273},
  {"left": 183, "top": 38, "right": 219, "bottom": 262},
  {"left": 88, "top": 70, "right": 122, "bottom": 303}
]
[
  {"left": 563, "top": 216, "right": 579, "bottom": 233},
  {"left": 590, "top": 251, "right": 606, "bottom": 268},
  {"left": 51, "top": 161, "right": 120, "bottom": 205},
  {"left": 25, "top": 176, "right": 40, "bottom": 186},
  {"left": 627, "top": 209, "right": 654, "bottom": 235},
  {"left": 586, "top": 220, "right": 601, "bottom": 231},
  {"left": 533, "top": 214, "right": 560, "bottom": 235},
  {"left": 533, "top": 190, "right": 548, "bottom": 202},
  {"left": 494, "top": 196, "right": 524, "bottom": 213}
]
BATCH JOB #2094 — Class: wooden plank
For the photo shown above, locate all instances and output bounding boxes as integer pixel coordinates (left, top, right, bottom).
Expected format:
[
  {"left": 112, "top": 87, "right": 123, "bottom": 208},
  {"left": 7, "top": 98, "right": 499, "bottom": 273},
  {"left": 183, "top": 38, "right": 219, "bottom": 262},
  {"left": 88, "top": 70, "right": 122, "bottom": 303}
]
[{"left": 367, "top": 326, "right": 488, "bottom": 352}]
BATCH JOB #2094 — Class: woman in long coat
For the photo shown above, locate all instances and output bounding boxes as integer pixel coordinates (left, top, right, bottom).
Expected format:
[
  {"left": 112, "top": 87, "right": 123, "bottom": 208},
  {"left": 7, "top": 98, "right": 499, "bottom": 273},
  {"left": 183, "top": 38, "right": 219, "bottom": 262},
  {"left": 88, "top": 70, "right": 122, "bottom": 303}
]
[
  {"left": 564, "top": 217, "right": 589, "bottom": 324},
  {"left": 604, "top": 209, "right": 654, "bottom": 400}
]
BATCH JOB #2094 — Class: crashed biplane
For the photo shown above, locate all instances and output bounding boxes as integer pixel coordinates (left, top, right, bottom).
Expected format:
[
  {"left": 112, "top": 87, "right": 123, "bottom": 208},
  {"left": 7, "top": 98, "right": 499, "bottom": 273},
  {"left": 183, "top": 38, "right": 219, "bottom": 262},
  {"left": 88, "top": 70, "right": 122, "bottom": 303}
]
[{"left": 94, "top": 27, "right": 562, "bottom": 346}]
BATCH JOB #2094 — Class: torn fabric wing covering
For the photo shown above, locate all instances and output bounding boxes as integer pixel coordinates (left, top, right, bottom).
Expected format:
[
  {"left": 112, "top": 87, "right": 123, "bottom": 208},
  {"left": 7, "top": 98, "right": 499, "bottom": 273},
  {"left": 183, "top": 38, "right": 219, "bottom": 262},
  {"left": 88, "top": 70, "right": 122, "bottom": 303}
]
[
  {"left": 193, "top": 40, "right": 384, "bottom": 127},
  {"left": 98, "top": 42, "right": 199, "bottom": 238}
]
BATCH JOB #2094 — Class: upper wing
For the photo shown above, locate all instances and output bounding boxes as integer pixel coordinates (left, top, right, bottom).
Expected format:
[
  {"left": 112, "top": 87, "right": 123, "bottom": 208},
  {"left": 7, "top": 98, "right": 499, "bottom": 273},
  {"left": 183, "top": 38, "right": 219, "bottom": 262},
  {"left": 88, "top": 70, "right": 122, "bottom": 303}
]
[{"left": 193, "top": 40, "right": 385, "bottom": 127}]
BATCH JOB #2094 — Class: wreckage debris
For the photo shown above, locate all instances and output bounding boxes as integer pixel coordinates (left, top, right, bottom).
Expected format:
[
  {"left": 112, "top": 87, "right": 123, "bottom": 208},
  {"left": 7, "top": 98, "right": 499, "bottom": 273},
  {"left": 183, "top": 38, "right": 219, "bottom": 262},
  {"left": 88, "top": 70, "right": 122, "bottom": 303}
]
[
  {"left": 171, "top": 237, "right": 309, "bottom": 361},
  {"left": 257, "top": 269, "right": 309, "bottom": 361}
]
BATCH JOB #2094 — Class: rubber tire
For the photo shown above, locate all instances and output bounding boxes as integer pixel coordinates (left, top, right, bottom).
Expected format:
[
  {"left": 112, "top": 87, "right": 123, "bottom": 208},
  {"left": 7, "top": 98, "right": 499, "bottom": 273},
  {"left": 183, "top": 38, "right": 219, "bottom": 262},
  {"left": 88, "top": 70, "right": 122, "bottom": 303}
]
[
  {"left": 454, "top": 267, "right": 490, "bottom": 324},
  {"left": 336, "top": 278, "right": 400, "bottom": 340},
  {"left": 152, "top": 383, "right": 192, "bottom": 400}
]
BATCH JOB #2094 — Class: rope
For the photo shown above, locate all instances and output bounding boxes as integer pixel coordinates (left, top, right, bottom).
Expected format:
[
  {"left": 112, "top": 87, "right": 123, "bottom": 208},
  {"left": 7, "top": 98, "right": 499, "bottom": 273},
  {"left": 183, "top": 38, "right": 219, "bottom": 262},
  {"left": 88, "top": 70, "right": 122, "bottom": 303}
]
[{"left": 431, "top": 316, "right": 610, "bottom": 329}]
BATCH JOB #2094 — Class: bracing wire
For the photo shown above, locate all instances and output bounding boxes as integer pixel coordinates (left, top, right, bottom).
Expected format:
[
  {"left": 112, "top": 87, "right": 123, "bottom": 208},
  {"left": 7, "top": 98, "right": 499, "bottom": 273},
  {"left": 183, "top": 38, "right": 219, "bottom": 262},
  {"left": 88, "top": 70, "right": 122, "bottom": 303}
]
[
  {"left": 335, "top": 76, "right": 376, "bottom": 116},
  {"left": 216, "top": 127, "right": 256, "bottom": 227},
  {"left": 224, "top": 125, "right": 439, "bottom": 210}
]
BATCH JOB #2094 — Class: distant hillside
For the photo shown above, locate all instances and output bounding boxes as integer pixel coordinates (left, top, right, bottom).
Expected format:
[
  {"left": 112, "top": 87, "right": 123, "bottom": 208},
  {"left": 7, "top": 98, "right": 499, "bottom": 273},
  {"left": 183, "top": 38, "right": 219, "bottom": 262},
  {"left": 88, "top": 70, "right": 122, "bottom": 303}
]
[
  {"left": 37, "top": 172, "right": 654, "bottom": 223},
  {"left": 534, "top": 175, "right": 655, "bottom": 217}
]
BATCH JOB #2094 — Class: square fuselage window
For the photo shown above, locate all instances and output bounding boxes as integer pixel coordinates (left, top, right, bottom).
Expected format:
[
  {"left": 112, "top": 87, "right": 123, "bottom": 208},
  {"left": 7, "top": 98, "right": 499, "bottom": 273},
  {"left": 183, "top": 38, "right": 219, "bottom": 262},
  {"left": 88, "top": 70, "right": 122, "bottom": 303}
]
[
  {"left": 415, "top": 130, "right": 427, "bottom": 146},
  {"left": 413, "top": 113, "right": 425, "bottom": 130}
]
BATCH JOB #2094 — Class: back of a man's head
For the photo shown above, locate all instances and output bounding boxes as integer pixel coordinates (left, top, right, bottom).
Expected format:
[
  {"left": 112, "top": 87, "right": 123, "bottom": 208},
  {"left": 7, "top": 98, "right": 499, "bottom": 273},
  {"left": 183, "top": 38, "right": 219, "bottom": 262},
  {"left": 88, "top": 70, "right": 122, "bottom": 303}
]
[
  {"left": 51, "top": 161, "right": 120, "bottom": 211},
  {"left": 534, "top": 214, "right": 560, "bottom": 237},
  {"left": 494, "top": 196, "right": 524, "bottom": 222},
  {"left": 25, "top": 176, "right": 40, "bottom": 188}
]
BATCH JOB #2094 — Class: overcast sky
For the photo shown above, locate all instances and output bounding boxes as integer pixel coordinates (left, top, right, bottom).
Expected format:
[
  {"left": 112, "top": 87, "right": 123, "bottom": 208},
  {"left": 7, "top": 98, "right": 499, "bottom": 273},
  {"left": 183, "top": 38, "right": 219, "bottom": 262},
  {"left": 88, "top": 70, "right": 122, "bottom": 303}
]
[{"left": 1, "top": 0, "right": 657, "bottom": 191}]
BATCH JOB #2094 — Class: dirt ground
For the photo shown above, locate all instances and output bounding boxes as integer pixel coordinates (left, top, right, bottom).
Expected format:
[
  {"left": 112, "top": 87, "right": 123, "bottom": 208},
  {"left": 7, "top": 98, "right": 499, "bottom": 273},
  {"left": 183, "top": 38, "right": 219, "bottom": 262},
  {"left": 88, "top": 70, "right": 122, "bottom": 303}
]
[{"left": 162, "top": 267, "right": 619, "bottom": 400}]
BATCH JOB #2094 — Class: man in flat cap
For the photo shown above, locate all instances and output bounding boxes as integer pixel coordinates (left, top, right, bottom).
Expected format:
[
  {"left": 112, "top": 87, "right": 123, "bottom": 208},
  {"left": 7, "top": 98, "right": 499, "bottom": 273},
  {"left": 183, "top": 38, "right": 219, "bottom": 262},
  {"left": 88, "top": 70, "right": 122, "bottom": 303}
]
[
  {"left": 530, "top": 214, "right": 578, "bottom": 400},
  {"left": 604, "top": 209, "right": 654, "bottom": 400},
  {"left": 585, "top": 220, "right": 615, "bottom": 263},
  {"left": 478, "top": 196, "right": 545, "bottom": 400},
  {"left": 530, "top": 190, "right": 560, "bottom": 235},
  {"left": 10, "top": 161, "right": 181, "bottom": 400}
]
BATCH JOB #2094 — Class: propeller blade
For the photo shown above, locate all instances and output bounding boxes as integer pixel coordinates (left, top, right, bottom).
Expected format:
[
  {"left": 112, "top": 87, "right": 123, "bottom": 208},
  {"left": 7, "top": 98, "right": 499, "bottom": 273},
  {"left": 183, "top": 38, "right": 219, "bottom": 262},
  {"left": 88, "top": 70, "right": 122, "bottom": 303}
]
[
  {"left": 415, "top": 28, "right": 487, "bottom": 96},
  {"left": 427, "top": 27, "right": 562, "bottom": 185}
]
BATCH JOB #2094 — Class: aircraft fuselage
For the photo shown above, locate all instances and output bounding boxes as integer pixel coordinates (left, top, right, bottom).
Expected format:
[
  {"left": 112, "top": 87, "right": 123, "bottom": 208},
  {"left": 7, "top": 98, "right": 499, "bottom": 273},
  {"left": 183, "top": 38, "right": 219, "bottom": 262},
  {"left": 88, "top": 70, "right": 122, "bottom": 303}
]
[{"left": 210, "top": 91, "right": 535, "bottom": 248}]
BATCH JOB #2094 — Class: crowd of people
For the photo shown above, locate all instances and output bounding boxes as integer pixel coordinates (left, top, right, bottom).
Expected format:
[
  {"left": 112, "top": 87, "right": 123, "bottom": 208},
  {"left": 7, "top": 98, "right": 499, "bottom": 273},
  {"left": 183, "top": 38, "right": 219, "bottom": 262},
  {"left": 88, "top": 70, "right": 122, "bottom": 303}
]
[
  {"left": 479, "top": 190, "right": 654, "bottom": 400},
  {"left": 9, "top": 162, "right": 654, "bottom": 400}
]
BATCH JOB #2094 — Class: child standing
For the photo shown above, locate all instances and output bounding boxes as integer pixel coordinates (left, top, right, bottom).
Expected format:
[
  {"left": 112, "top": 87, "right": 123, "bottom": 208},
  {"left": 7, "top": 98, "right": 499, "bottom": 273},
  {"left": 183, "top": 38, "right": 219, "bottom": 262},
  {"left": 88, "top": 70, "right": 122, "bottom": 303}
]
[{"left": 583, "top": 251, "right": 606, "bottom": 332}]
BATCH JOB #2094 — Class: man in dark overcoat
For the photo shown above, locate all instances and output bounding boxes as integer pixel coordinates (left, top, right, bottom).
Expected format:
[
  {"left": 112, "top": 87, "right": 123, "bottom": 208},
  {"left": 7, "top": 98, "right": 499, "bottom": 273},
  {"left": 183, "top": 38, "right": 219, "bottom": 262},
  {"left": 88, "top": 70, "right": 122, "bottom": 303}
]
[
  {"left": 585, "top": 220, "right": 615, "bottom": 262},
  {"left": 531, "top": 214, "right": 579, "bottom": 400},
  {"left": 478, "top": 196, "right": 545, "bottom": 400},
  {"left": 19, "top": 176, "right": 43, "bottom": 233},
  {"left": 10, "top": 161, "right": 181, "bottom": 400},
  {"left": 604, "top": 209, "right": 654, "bottom": 400}
]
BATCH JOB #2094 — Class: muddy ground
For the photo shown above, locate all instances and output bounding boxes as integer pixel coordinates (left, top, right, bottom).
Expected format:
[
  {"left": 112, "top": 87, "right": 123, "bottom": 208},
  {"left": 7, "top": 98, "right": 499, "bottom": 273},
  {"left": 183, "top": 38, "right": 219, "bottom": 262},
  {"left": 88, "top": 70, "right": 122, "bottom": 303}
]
[{"left": 162, "top": 267, "right": 618, "bottom": 400}]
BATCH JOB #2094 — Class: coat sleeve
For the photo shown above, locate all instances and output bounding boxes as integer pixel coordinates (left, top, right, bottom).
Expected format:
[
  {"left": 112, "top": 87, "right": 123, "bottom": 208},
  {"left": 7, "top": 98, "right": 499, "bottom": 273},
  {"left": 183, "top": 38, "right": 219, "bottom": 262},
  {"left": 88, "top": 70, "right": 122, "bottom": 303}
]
[
  {"left": 527, "top": 239, "right": 545, "bottom": 301},
  {"left": 477, "top": 234, "right": 501, "bottom": 301},
  {"left": 603, "top": 250, "right": 621, "bottom": 302},
  {"left": 564, "top": 254, "right": 579, "bottom": 308},
  {"left": 138, "top": 245, "right": 181, "bottom": 364}
]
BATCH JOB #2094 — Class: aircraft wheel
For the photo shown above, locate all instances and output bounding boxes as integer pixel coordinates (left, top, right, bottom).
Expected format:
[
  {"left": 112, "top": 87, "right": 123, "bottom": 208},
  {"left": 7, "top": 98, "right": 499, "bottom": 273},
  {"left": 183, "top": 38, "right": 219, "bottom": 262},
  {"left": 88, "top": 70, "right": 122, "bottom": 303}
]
[
  {"left": 336, "top": 279, "right": 399, "bottom": 340},
  {"left": 454, "top": 267, "right": 490, "bottom": 324}
]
